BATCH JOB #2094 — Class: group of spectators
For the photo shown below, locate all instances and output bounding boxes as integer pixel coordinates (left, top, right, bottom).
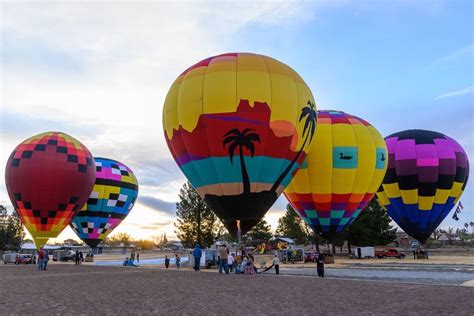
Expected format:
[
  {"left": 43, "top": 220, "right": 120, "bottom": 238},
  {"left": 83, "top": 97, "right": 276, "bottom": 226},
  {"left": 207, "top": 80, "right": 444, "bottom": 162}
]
[{"left": 192, "top": 243, "right": 283, "bottom": 275}]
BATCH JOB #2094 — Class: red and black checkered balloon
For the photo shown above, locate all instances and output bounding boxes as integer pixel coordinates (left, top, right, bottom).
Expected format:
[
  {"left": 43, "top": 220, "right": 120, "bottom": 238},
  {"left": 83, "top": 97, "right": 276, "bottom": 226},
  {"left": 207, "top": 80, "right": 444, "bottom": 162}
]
[{"left": 5, "top": 132, "right": 96, "bottom": 248}]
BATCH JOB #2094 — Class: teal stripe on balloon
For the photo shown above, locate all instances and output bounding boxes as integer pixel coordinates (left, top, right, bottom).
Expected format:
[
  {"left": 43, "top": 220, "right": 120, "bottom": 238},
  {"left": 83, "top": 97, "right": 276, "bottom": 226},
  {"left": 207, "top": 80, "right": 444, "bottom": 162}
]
[{"left": 181, "top": 156, "right": 299, "bottom": 188}]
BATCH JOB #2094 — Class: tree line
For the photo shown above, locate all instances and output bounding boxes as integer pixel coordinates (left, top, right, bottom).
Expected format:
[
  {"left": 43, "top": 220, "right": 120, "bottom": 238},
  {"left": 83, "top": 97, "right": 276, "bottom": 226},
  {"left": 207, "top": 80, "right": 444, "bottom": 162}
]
[{"left": 174, "top": 182, "right": 398, "bottom": 252}]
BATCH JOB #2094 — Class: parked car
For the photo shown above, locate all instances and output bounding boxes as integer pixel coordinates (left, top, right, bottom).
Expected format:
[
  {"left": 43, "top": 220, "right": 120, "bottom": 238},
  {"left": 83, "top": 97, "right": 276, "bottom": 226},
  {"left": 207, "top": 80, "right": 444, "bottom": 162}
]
[
  {"left": 3, "top": 253, "right": 18, "bottom": 264},
  {"left": 375, "top": 248, "right": 405, "bottom": 259},
  {"left": 53, "top": 250, "right": 76, "bottom": 262},
  {"left": 15, "top": 254, "right": 33, "bottom": 264},
  {"left": 304, "top": 252, "right": 319, "bottom": 263}
]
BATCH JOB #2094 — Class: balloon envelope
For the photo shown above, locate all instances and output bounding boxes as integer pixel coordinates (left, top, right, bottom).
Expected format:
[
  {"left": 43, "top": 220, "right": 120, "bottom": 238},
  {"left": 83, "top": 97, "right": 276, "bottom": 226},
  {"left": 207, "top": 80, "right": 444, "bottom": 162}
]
[
  {"left": 376, "top": 129, "right": 470, "bottom": 243},
  {"left": 163, "top": 53, "right": 316, "bottom": 237},
  {"left": 70, "top": 157, "right": 139, "bottom": 248},
  {"left": 285, "top": 110, "right": 388, "bottom": 239},
  {"left": 5, "top": 132, "right": 96, "bottom": 248}
]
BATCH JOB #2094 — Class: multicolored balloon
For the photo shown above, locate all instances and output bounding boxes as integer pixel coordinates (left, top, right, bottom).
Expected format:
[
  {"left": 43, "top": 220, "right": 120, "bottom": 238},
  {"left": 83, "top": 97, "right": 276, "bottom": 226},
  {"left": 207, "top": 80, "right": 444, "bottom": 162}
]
[
  {"left": 376, "top": 130, "right": 469, "bottom": 243},
  {"left": 70, "top": 157, "right": 139, "bottom": 248},
  {"left": 5, "top": 132, "right": 96, "bottom": 248},
  {"left": 285, "top": 110, "right": 387, "bottom": 239},
  {"left": 163, "top": 53, "right": 316, "bottom": 237}
]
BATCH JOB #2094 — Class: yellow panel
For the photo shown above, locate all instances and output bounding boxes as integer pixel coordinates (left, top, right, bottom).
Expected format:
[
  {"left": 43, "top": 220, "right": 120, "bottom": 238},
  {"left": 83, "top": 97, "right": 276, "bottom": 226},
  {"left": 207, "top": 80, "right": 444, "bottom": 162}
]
[
  {"left": 269, "top": 73, "right": 298, "bottom": 126},
  {"left": 308, "top": 124, "right": 332, "bottom": 194},
  {"left": 351, "top": 124, "right": 376, "bottom": 194},
  {"left": 400, "top": 189, "right": 418, "bottom": 204},
  {"left": 376, "top": 191, "right": 391, "bottom": 206},
  {"left": 177, "top": 67, "right": 206, "bottom": 133},
  {"left": 434, "top": 189, "right": 450, "bottom": 204},
  {"left": 332, "top": 124, "right": 357, "bottom": 147},
  {"left": 236, "top": 54, "right": 271, "bottom": 107},
  {"left": 450, "top": 182, "right": 463, "bottom": 199},
  {"left": 163, "top": 78, "right": 182, "bottom": 139},
  {"left": 332, "top": 169, "right": 356, "bottom": 194},
  {"left": 366, "top": 126, "right": 388, "bottom": 193},
  {"left": 203, "top": 60, "right": 237, "bottom": 114},
  {"left": 289, "top": 168, "right": 310, "bottom": 194},
  {"left": 383, "top": 183, "right": 401, "bottom": 198},
  {"left": 418, "top": 196, "right": 434, "bottom": 211}
]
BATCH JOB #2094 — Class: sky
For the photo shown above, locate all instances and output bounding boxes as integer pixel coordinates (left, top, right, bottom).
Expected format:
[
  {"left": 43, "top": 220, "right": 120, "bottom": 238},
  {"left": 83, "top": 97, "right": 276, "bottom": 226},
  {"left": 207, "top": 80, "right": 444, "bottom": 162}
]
[{"left": 1, "top": 0, "right": 473, "bottom": 243}]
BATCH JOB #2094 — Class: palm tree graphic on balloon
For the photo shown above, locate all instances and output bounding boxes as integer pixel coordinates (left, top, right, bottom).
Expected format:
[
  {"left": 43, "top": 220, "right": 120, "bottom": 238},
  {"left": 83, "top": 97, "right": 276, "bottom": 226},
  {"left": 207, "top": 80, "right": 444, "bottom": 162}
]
[
  {"left": 223, "top": 100, "right": 317, "bottom": 195},
  {"left": 223, "top": 128, "right": 260, "bottom": 194}
]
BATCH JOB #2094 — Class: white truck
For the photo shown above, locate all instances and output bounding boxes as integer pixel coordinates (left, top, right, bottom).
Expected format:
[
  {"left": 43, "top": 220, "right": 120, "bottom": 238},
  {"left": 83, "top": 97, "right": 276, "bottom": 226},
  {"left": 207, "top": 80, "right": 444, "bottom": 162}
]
[{"left": 352, "top": 247, "right": 375, "bottom": 259}]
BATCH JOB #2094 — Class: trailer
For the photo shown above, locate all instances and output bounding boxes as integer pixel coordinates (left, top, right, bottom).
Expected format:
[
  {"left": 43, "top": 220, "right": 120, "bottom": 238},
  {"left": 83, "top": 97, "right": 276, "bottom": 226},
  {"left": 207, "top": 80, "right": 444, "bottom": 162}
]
[{"left": 352, "top": 247, "right": 375, "bottom": 259}]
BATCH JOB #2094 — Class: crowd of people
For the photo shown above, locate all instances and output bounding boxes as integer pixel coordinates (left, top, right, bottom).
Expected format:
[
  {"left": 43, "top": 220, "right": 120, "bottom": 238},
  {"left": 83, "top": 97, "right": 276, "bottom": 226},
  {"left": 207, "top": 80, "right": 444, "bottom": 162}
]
[{"left": 189, "top": 243, "right": 324, "bottom": 277}]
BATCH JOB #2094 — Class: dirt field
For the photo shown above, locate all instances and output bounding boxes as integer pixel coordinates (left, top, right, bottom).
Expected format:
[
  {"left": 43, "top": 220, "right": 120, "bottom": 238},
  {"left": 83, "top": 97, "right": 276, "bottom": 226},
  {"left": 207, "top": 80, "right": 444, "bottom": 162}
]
[{"left": 1, "top": 264, "right": 473, "bottom": 315}]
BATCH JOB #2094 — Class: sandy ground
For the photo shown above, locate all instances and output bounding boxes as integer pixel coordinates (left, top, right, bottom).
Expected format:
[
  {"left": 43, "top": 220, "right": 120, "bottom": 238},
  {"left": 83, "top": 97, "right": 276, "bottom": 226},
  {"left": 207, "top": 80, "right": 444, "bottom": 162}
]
[{"left": 1, "top": 264, "right": 473, "bottom": 315}]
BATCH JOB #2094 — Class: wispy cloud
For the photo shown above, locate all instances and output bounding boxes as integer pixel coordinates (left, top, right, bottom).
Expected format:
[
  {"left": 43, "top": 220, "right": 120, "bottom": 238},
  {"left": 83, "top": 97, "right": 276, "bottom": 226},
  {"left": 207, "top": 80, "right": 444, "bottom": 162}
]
[
  {"left": 434, "top": 44, "right": 474, "bottom": 65},
  {"left": 434, "top": 86, "right": 474, "bottom": 99},
  {"left": 137, "top": 196, "right": 176, "bottom": 216}
]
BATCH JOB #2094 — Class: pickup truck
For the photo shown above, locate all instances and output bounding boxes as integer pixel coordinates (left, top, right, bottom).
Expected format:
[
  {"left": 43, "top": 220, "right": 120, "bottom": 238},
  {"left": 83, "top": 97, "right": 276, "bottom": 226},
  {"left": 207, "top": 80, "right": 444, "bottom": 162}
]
[{"left": 375, "top": 248, "right": 405, "bottom": 259}]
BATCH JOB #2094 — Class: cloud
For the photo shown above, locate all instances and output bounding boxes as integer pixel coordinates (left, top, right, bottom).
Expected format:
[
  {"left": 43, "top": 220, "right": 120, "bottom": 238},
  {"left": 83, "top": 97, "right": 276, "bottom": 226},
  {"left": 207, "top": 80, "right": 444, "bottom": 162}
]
[
  {"left": 434, "top": 44, "right": 474, "bottom": 65},
  {"left": 434, "top": 86, "right": 474, "bottom": 99},
  {"left": 137, "top": 195, "right": 176, "bottom": 215},
  {"left": 138, "top": 220, "right": 174, "bottom": 231}
]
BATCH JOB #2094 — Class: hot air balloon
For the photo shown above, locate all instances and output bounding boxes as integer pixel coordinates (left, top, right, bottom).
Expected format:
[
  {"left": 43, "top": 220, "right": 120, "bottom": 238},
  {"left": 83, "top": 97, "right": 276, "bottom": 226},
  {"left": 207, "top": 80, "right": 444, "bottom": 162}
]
[
  {"left": 5, "top": 132, "right": 96, "bottom": 248},
  {"left": 376, "top": 129, "right": 469, "bottom": 244},
  {"left": 70, "top": 157, "right": 139, "bottom": 248},
  {"left": 163, "top": 53, "right": 316, "bottom": 238},
  {"left": 285, "top": 110, "right": 388, "bottom": 240}
]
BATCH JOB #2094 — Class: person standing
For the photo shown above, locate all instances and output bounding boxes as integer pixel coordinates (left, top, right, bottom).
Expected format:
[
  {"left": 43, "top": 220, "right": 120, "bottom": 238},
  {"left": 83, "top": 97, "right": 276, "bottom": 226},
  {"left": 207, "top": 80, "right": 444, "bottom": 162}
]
[
  {"left": 38, "top": 247, "right": 45, "bottom": 270},
  {"left": 175, "top": 254, "right": 181, "bottom": 269},
  {"left": 137, "top": 252, "right": 140, "bottom": 263},
  {"left": 192, "top": 244, "right": 202, "bottom": 271},
  {"left": 219, "top": 244, "right": 229, "bottom": 274},
  {"left": 273, "top": 254, "right": 280, "bottom": 275},
  {"left": 79, "top": 251, "right": 84, "bottom": 264},
  {"left": 227, "top": 253, "right": 234, "bottom": 273},
  {"left": 75, "top": 250, "right": 80, "bottom": 265},
  {"left": 316, "top": 253, "right": 325, "bottom": 278},
  {"left": 43, "top": 249, "right": 50, "bottom": 270},
  {"left": 164, "top": 255, "right": 170, "bottom": 269}
]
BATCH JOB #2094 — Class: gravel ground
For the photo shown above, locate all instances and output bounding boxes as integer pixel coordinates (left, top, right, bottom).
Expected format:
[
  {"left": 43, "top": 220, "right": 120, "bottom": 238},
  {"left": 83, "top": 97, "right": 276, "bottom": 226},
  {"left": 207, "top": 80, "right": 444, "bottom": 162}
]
[{"left": 1, "top": 264, "right": 473, "bottom": 315}]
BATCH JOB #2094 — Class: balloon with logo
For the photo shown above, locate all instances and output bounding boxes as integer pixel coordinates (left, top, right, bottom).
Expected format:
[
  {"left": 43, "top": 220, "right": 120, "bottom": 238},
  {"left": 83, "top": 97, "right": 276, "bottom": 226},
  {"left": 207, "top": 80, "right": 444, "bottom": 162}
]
[
  {"left": 163, "top": 53, "right": 317, "bottom": 238},
  {"left": 376, "top": 129, "right": 469, "bottom": 243},
  {"left": 70, "top": 157, "right": 139, "bottom": 248},
  {"left": 285, "top": 110, "right": 388, "bottom": 240},
  {"left": 5, "top": 132, "right": 96, "bottom": 248}
]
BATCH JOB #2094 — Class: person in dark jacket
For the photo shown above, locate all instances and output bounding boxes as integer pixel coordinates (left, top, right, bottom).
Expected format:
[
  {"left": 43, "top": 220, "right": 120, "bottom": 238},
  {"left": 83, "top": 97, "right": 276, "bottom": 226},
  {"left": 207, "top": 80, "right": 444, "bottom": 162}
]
[
  {"left": 316, "top": 253, "right": 325, "bottom": 278},
  {"left": 164, "top": 255, "right": 170, "bottom": 269},
  {"left": 192, "top": 244, "right": 202, "bottom": 271}
]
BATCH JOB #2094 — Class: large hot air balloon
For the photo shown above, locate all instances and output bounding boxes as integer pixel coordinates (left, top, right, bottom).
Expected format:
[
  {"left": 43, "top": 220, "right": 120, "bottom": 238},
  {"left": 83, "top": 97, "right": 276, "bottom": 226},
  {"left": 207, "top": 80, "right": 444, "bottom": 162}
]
[
  {"left": 285, "top": 110, "right": 388, "bottom": 239},
  {"left": 163, "top": 53, "right": 316, "bottom": 238},
  {"left": 376, "top": 129, "right": 469, "bottom": 243},
  {"left": 5, "top": 132, "right": 96, "bottom": 248},
  {"left": 70, "top": 157, "right": 139, "bottom": 248}
]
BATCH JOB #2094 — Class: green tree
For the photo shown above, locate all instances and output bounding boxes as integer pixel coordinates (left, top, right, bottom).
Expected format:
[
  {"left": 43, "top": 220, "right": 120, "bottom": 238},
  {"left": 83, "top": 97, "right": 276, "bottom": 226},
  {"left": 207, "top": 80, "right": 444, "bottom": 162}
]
[
  {"left": 0, "top": 205, "right": 25, "bottom": 251},
  {"left": 275, "top": 204, "right": 309, "bottom": 245},
  {"left": 345, "top": 198, "right": 397, "bottom": 252},
  {"left": 175, "top": 181, "right": 220, "bottom": 248},
  {"left": 244, "top": 218, "right": 273, "bottom": 241},
  {"left": 107, "top": 232, "right": 132, "bottom": 246}
]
